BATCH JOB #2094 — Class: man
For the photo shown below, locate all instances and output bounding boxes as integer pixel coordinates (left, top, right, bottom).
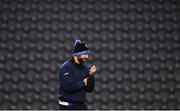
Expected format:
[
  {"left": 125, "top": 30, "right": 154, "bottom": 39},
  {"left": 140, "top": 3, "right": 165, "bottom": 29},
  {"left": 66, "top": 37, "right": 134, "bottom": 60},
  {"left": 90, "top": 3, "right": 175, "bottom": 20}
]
[{"left": 58, "top": 39, "right": 96, "bottom": 110}]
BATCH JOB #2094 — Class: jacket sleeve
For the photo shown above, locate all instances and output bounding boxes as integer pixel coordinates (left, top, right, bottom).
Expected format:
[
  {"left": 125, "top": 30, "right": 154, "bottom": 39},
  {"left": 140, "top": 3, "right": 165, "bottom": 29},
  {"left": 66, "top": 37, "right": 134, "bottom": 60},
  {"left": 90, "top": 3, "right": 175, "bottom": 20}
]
[
  {"left": 59, "top": 65, "right": 85, "bottom": 93},
  {"left": 85, "top": 75, "right": 95, "bottom": 92}
]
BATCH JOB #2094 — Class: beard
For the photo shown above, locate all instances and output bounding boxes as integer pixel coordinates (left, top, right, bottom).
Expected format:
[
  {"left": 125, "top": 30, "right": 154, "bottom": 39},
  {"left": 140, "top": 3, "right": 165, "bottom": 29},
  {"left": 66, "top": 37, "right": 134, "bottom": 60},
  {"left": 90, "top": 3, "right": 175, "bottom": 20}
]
[{"left": 77, "top": 57, "right": 88, "bottom": 65}]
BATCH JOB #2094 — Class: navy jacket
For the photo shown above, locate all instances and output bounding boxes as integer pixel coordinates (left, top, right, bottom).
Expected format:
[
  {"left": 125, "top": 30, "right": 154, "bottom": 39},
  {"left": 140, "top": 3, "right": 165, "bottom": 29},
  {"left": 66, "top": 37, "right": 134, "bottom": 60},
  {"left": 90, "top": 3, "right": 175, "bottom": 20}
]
[{"left": 58, "top": 58, "right": 95, "bottom": 102}]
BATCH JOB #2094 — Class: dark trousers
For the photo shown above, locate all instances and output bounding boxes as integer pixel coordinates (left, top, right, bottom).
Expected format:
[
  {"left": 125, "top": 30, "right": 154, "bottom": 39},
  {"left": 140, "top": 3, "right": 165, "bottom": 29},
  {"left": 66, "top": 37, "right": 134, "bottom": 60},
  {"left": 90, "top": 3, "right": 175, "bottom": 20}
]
[{"left": 59, "top": 103, "right": 87, "bottom": 110}]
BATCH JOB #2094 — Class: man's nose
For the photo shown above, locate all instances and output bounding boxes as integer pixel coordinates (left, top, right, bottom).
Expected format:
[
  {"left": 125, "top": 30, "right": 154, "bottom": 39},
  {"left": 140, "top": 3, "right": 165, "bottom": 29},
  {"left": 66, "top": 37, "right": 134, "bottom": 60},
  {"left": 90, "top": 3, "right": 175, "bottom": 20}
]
[{"left": 85, "top": 54, "right": 89, "bottom": 58}]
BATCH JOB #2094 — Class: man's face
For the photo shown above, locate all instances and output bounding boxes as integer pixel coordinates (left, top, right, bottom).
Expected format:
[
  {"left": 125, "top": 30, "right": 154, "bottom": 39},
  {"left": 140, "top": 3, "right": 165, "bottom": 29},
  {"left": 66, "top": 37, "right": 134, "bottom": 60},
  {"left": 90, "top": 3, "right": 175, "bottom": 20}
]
[{"left": 77, "top": 54, "right": 89, "bottom": 65}]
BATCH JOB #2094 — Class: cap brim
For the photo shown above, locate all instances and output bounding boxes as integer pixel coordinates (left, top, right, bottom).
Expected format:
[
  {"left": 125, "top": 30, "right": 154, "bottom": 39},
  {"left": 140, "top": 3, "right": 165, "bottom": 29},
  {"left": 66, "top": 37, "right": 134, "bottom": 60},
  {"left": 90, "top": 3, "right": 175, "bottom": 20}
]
[{"left": 73, "top": 50, "right": 91, "bottom": 56}]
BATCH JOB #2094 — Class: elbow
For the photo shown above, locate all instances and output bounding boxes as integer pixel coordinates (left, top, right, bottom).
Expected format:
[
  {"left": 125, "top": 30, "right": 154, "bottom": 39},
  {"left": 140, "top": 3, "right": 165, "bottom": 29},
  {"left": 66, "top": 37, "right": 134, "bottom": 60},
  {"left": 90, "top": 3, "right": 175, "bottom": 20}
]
[
  {"left": 85, "top": 86, "right": 95, "bottom": 92},
  {"left": 85, "top": 83, "right": 95, "bottom": 92}
]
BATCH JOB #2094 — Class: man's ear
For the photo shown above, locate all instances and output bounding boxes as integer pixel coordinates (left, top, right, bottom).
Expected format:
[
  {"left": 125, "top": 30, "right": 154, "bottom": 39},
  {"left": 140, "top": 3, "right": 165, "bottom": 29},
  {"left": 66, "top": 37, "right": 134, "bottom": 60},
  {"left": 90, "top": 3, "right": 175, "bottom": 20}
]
[
  {"left": 73, "top": 56, "right": 80, "bottom": 64},
  {"left": 73, "top": 56, "right": 77, "bottom": 60}
]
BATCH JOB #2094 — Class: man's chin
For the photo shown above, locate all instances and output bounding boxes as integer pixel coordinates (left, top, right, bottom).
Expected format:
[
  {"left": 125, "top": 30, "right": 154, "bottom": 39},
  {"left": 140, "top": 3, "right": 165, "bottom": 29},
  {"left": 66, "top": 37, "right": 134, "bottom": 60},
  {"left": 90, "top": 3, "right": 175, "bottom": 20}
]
[
  {"left": 80, "top": 60, "right": 87, "bottom": 65},
  {"left": 81, "top": 60, "right": 86, "bottom": 64},
  {"left": 83, "top": 59, "right": 88, "bottom": 63},
  {"left": 78, "top": 58, "right": 88, "bottom": 65}
]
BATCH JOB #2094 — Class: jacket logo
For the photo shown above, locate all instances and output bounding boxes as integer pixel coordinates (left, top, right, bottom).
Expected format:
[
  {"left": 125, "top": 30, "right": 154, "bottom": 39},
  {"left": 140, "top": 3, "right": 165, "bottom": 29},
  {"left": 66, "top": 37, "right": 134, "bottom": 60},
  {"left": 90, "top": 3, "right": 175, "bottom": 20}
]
[{"left": 64, "top": 72, "right": 69, "bottom": 75}]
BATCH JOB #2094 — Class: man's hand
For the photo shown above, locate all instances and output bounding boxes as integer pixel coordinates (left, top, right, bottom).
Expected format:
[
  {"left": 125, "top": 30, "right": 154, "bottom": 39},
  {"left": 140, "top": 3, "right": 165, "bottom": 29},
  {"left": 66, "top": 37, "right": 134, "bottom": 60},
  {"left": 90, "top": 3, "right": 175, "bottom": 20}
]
[
  {"left": 89, "top": 65, "right": 96, "bottom": 75},
  {"left": 84, "top": 65, "right": 96, "bottom": 86},
  {"left": 83, "top": 78, "right": 88, "bottom": 86}
]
